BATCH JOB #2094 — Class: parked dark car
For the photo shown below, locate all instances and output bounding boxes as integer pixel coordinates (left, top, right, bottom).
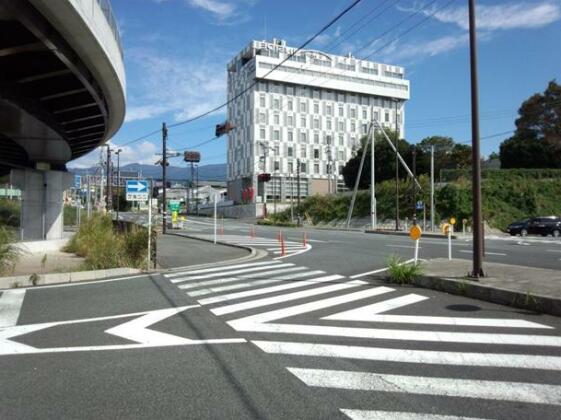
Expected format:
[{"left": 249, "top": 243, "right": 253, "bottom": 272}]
[{"left": 506, "top": 216, "right": 561, "bottom": 237}]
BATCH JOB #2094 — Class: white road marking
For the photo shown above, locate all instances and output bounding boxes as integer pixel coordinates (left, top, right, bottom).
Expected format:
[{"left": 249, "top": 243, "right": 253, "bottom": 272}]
[
  {"left": 459, "top": 250, "right": 507, "bottom": 256},
  {"left": 386, "top": 244, "right": 420, "bottom": 249},
  {"left": 212, "top": 279, "right": 356, "bottom": 316},
  {"left": 340, "top": 409, "right": 493, "bottom": 420},
  {"left": 349, "top": 259, "right": 415, "bottom": 279},
  {"left": 170, "top": 263, "right": 294, "bottom": 283},
  {"left": 273, "top": 244, "right": 313, "bottom": 260},
  {"left": 0, "top": 290, "right": 26, "bottom": 328},
  {"left": 199, "top": 274, "right": 348, "bottom": 305},
  {"left": 253, "top": 341, "right": 561, "bottom": 370},
  {"left": 165, "top": 260, "right": 279, "bottom": 278},
  {"left": 227, "top": 286, "right": 394, "bottom": 323},
  {"left": 546, "top": 249, "right": 561, "bottom": 253},
  {"left": 267, "top": 247, "right": 304, "bottom": 251},
  {"left": 288, "top": 368, "right": 561, "bottom": 406},
  {"left": 323, "top": 294, "right": 550, "bottom": 329},
  {"left": 0, "top": 306, "right": 246, "bottom": 355},
  {"left": 307, "top": 239, "right": 326, "bottom": 243},
  {"left": 177, "top": 266, "right": 306, "bottom": 290}
]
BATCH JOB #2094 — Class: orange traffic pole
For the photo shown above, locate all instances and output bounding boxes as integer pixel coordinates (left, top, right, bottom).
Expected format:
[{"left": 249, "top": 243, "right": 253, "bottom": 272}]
[
  {"left": 280, "top": 232, "right": 286, "bottom": 256},
  {"left": 303, "top": 232, "right": 307, "bottom": 247}
]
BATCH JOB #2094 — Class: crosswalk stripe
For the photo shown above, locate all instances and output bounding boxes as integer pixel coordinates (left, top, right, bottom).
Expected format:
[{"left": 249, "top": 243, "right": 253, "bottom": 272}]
[
  {"left": 170, "top": 263, "right": 294, "bottom": 283},
  {"left": 0, "top": 290, "right": 26, "bottom": 328},
  {"left": 165, "top": 260, "right": 279, "bottom": 278},
  {"left": 211, "top": 278, "right": 354, "bottom": 316},
  {"left": 177, "top": 266, "right": 307, "bottom": 290},
  {"left": 288, "top": 368, "right": 561, "bottom": 405},
  {"left": 252, "top": 340, "right": 561, "bottom": 370},
  {"left": 340, "top": 409, "right": 493, "bottom": 420},
  {"left": 231, "top": 321, "right": 561, "bottom": 347},
  {"left": 191, "top": 270, "right": 325, "bottom": 299},
  {"left": 199, "top": 274, "right": 346, "bottom": 305},
  {"left": 228, "top": 286, "right": 394, "bottom": 323},
  {"left": 323, "top": 295, "right": 551, "bottom": 329}
]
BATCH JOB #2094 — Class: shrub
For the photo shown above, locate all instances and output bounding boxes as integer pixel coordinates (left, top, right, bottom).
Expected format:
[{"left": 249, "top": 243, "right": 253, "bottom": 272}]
[
  {"left": 0, "top": 199, "right": 20, "bottom": 227},
  {"left": 0, "top": 225, "right": 20, "bottom": 275},
  {"left": 386, "top": 255, "right": 423, "bottom": 285}
]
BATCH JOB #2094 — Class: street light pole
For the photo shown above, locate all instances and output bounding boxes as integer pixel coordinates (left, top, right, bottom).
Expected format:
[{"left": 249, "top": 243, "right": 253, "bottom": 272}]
[
  {"left": 162, "top": 122, "right": 168, "bottom": 234},
  {"left": 469, "top": 0, "right": 484, "bottom": 278},
  {"left": 115, "top": 148, "right": 122, "bottom": 223},
  {"left": 106, "top": 145, "right": 112, "bottom": 212},
  {"left": 430, "top": 145, "right": 435, "bottom": 232},
  {"left": 296, "top": 158, "right": 301, "bottom": 225},
  {"left": 370, "top": 118, "right": 376, "bottom": 230}
]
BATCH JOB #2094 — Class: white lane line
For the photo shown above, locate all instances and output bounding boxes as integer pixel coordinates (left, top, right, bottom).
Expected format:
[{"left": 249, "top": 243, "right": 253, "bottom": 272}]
[
  {"left": 274, "top": 244, "right": 313, "bottom": 260},
  {"left": 386, "top": 245, "right": 420, "bottom": 249},
  {"left": 349, "top": 259, "right": 415, "bottom": 279},
  {"left": 253, "top": 341, "right": 561, "bottom": 371},
  {"left": 232, "top": 321, "right": 561, "bottom": 346},
  {"left": 307, "top": 239, "right": 326, "bottom": 243},
  {"left": 340, "top": 409, "right": 493, "bottom": 420},
  {"left": 459, "top": 250, "right": 507, "bottom": 256},
  {"left": 323, "top": 294, "right": 551, "bottom": 329},
  {"left": 546, "top": 249, "right": 561, "bottom": 253},
  {"left": 170, "top": 263, "right": 294, "bottom": 283},
  {"left": 228, "top": 286, "right": 394, "bottom": 324},
  {"left": 199, "top": 274, "right": 347, "bottom": 305},
  {"left": 165, "top": 260, "right": 279, "bottom": 278},
  {"left": 212, "top": 279, "right": 354, "bottom": 316},
  {"left": 288, "top": 368, "right": 561, "bottom": 406},
  {"left": 0, "top": 290, "right": 26, "bottom": 328},
  {"left": 177, "top": 266, "right": 306, "bottom": 290}
]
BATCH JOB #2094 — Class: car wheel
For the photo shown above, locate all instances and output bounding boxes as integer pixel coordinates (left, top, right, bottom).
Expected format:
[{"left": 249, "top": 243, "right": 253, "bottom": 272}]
[
  {"left": 520, "top": 229, "right": 528, "bottom": 237},
  {"left": 554, "top": 229, "right": 560, "bottom": 238}
]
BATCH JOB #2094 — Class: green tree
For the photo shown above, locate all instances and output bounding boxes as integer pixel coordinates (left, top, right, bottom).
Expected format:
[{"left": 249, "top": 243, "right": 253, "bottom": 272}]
[{"left": 500, "top": 80, "right": 561, "bottom": 168}]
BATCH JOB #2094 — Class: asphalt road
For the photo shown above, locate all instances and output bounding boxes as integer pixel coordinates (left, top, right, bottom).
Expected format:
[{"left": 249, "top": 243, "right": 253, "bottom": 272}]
[{"left": 1, "top": 221, "right": 560, "bottom": 419}]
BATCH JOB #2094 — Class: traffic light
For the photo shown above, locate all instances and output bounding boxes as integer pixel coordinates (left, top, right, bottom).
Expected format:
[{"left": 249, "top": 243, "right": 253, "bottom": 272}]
[
  {"left": 258, "top": 173, "right": 271, "bottom": 182},
  {"left": 215, "top": 121, "right": 234, "bottom": 137},
  {"left": 152, "top": 187, "right": 159, "bottom": 198}
]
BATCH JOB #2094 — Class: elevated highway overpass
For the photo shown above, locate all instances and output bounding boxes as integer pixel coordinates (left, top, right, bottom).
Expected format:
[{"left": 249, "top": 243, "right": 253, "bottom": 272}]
[{"left": 0, "top": 0, "right": 126, "bottom": 239}]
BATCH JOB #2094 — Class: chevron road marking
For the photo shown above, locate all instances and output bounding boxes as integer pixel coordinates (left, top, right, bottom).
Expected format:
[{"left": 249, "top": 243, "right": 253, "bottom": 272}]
[
  {"left": 287, "top": 368, "right": 561, "bottom": 406},
  {"left": 323, "top": 294, "right": 551, "bottom": 329},
  {"left": 0, "top": 289, "right": 26, "bottom": 328},
  {"left": 0, "top": 306, "right": 245, "bottom": 356},
  {"left": 252, "top": 340, "right": 561, "bottom": 370}
]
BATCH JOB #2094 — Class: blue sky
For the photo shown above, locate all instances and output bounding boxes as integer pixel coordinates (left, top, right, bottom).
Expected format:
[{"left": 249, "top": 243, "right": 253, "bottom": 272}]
[{"left": 71, "top": 0, "right": 561, "bottom": 168}]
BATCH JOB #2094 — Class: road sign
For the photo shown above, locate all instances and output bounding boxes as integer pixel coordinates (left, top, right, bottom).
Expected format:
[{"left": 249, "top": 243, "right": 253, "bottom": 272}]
[
  {"left": 450, "top": 217, "right": 456, "bottom": 225},
  {"left": 74, "top": 175, "right": 81, "bottom": 189},
  {"left": 416, "top": 200, "right": 424, "bottom": 210},
  {"left": 184, "top": 151, "right": 201, "bottom": 163},
  {"left": 126, "top": 180, "right": 149, "bottom": 201},
  {"left": 168, "top": 200, "right": 180, "bottom": 212},
  {"left": 409, "top": 225, "right": 422, "bottom": 241}
]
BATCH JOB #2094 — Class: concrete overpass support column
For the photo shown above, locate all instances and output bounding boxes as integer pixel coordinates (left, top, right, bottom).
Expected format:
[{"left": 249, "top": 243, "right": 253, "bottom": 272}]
[{"left": 10, "top": 169, "right": 74, "bottom": 240}]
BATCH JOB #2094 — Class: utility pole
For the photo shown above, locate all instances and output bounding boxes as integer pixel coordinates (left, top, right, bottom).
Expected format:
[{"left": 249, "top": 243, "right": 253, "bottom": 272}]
[
  {"left": 412, "top": 146, "right": 417, "bottom": 222},
  {"left": 196, "top": 164, "right": 199, "bottom": 216},
  {"left": 394, "top": 99, "right": 400, "bottom": 231},
  {"left": 469, "top": 0, "right": 484, "bottom": 278},
  {"left": 106, "top": 146, "right": 112, "bottom": 212},
  {"left": 162, "top": 122, "right": 168, "bottom": 234},
  {"left": 115, "top": 148, "right": 122, "bottom": 222},
  {"left": 431, "top": 145, "right": 435, "bottom": 232},
  {"left": 370, "top": 121, "right": 376, "bottom": 230}
]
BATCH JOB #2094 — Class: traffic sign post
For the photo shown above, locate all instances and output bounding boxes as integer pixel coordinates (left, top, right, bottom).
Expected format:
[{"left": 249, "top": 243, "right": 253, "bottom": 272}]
[
  {"left": 409, "top": 224, "right": 422, "bottom": 264},
  {"left": 126, "top": 180, "right": 149, "bottom": 202},
  {"left": 447, "top": 217, "right": 456, "bottom": 260}
]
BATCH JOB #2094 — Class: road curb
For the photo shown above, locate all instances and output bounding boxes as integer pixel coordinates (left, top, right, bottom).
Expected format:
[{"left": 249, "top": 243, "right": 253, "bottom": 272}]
[
  {"left": 163, "top": 232, "right": 266, "bottom": 272},
  {"left": 410, "top": 274, "right": 561, "bottom": 317}
]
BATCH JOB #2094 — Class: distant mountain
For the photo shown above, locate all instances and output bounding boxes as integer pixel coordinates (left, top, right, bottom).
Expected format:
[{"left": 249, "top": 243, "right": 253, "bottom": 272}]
[{"left": 69, "top": 163, "right": 227, "bottom": 181}]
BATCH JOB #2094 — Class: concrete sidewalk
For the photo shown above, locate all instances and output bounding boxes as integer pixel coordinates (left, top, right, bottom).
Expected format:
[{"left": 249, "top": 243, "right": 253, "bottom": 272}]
[{"left": 415, "top": 258, "right": 561, "bottom": 316}]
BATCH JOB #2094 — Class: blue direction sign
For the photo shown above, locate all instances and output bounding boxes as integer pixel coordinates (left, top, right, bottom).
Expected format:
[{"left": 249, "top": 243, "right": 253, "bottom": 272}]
[
  {"left": 74, "top": 175, "right": 81, "bottom": 189},
  {"left": 416, "top": 200, "right": 424, "bottom": 210},
  {"left": 126, "top": 180, "right": 149, "bottom": 201}
]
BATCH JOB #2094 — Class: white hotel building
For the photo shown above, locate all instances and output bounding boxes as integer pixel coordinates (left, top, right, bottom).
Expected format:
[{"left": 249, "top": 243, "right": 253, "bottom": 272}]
[{"left": 226, "top": 39, "right": 410, "bottom": 205}]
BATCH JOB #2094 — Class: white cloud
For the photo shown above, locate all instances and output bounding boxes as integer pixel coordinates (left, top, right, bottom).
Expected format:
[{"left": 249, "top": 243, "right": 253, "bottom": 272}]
[
  {"left": 183, "top": 0, "right": 258, "bottom": 24},
  {"left": 186, "top": 0, "right": 235, "bottom": 19},
  {"left": 386, "top": 33, "right": 470, "bottom": 62},
  {"left": 69, "top": 140, "right": 159, "bottom": 168},
  {"left": 124, "top": 47, "right": 227, "bottom": 123},
  {"left": 424, "top": 1, "right": 561, "bottom": 31}
]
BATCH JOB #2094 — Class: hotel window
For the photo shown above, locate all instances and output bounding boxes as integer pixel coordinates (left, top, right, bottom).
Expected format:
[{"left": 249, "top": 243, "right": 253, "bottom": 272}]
[
  {"left": 273, "top": 130, "right": 280, "bottom": 141},
  {"left": 362, "top": 108, "right": 367, "bottom": 119},
  {"left": 288, "top": 100, "right": 293, "bottom": 111},
  {"left": 287, "top": 115, "right": 293, "bottom": 127},
  {"left": 338, "top": 134, "right": 344, "bottom": 146},
  {"left": 274, "top": 114, "right": 280, "bottom": 125},
  {"left": 288, "top": 131, "right": 294, "bottom": 142},
  {"left": 259, "top": 113, "right": 266, "bottom": 124},
  {"left": 288, "top": 161, "right": 293, "bottom": 172},
  {"left": 301, "top": 146, "right": 307, "bottom": 158},
  {"left": 314, "top": 163, "right": 319, "bottom": 174},
  {"left": 300, "top": 102, "right": 307, "bottom": 113},
  {"left": 259, "top": 95, "right": 265, "bottom": 107},
  {"left": 313, "top": 119, "right": 319, "bottom": 129},
  {"left": 326, "top": 135, "right": 332, "bottom": 145},
  {"left": 313, "top": 102, "right": 319, "bottom": 113},
  {"left": 350, "top": 108, "right": 356, "bottom": 118},
  {"left": 300, "top": 132, "right": 307, "bottom": 143},
  {"left": 326, "top": 118, "right": 332, "bottom": 130},
  {"left": 338, "top": 121, "right": 344, "bottom": 131},
  {"left": 339, "top": 150, "right": 344, "bottom": 161},
  {"left": 273, "top": 98, "right": 280, "bottom": 109},
  {"left": 385, "top": 111, "right": 390, "bottom": 122},
  {"left": 274, "top": 161, "right": 280, "bottom": 171},
  {"left": 300, "top": 162, "right": 307, "bottom": 172},
  {"left": 326, "top": 104, "right": 333, "bottom": 116},
  {"left": 300, "top": 117, "right": 306, "bottom": 127},
  {"left": 260, "top": 128, "right": 266, "bottom": 139},
  {"left": 313, "top": 149, "right": 320, "bottom": 159},
  {"left": 338, "top": 106, "right": 344, "bottom": 117},
  {"left": 314, "top": 133, "right": 319, "bottom": 144},
  {"left": 351, "top": 121, "right": 356, "bottom": 131},
  {"left": 288, "top": 146, "right": 294, "bottom": 157}
]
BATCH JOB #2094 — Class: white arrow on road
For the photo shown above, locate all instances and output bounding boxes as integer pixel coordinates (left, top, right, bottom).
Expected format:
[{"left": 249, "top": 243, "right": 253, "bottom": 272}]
[{"left": 0, "top": 306, "right": 245, "bottom": 356}]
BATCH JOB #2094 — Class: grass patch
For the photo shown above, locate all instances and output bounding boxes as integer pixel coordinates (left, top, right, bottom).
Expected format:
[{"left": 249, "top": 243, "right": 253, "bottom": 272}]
[
  {"left": 0, "top": 225, "right": 20, "bottom": 275},
  {"left": 64, "top": 214, "right": 149, "bottom": 270},
  {"left": 386, "top": 255, "right": 423, "bottom": 285}
]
